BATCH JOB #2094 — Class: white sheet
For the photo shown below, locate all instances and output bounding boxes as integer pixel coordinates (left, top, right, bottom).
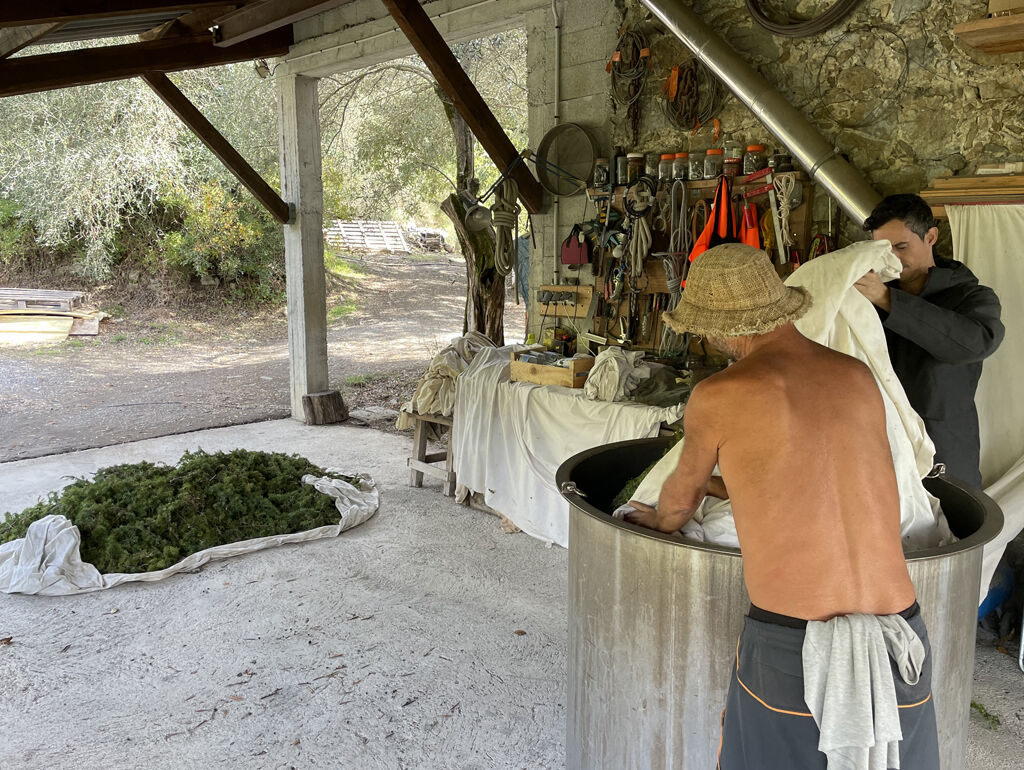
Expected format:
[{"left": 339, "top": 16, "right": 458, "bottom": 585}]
[
  {"left": 452, "top": 346, "right": 685, "bottom": 547},
  {"left": 615, "top": 240, "right": 952, "bottom": 550},
  {"left": 0, "top": 472, "right": 379, "bottom": 595},
  {"left": 396, "top": 331, "right": 494, "bottom": 428},
  {"left": 948, "top": 204, "right": 1024, "bottom": 599}
]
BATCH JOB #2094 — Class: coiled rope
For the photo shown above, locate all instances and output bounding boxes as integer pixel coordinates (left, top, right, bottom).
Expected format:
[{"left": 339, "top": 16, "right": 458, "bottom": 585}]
[
  {"left": 745, "top": 0, "right": 865, "bottom": 38},
  {"left": 491, "top": 178, "right": 520, "bottom": 282}
]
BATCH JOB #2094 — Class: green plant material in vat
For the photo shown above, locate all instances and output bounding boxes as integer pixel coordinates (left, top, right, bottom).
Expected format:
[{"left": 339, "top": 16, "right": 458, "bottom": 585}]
[
  {"left": 611, "top": 432, "right": 684, "bottom": 510},
  {"left": 0, "top": 450, "right": 358, "bottom": 575}
]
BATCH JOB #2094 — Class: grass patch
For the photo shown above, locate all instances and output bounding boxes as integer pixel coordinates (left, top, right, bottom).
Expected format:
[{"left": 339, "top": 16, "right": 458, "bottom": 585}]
[
  {"left": 971, "top": 701, "right": 1001, "bottom": 729},
  {"left": 324, "top": 250, "right": 365, "bottom": 278},
  {"left": 102, "top": 303, "right": 127, "bottom": 319},
  {"left": 0, "top": 450, "right": 360, "bottom": 574},
  {"left": 327, "top": 297, "right": 359, "bottom": 322},
  {"left": 111, "top": 333, "right": 128, "bottom": 343},
  {"left": 344, "top": 373, "right": 385, "bottom": 388},
  {"left": 67, "top": 339, "right": 85, "bottom": 349}
]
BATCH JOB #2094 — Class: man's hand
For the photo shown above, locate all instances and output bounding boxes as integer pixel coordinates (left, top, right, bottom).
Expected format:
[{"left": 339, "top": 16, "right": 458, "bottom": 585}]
[
  {"left": 854, "top": 271, "right": 892, "bottom": 312},
  {"left": 623, "top": 501, "right": 662, "bottom": 530}
]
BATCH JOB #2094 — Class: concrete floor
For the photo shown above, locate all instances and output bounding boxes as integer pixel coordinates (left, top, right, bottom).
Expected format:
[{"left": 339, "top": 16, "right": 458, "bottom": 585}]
[{"left": 0, "top": 420, "right": 1021, "bottom": 769}]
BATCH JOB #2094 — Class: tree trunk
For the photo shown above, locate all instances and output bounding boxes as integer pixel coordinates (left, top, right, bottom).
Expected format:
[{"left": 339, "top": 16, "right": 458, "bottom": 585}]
[
  {"left": 441, "top": 193, "right": 505, "bottom": 345},
  {"left": 437, "top": 90, "right": 504, "bottom": 345}
]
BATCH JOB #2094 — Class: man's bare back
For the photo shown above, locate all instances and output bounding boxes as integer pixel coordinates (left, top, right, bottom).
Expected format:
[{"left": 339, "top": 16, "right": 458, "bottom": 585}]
[{"left": 629, "top": 323, "right": 916, "bottom": 621}]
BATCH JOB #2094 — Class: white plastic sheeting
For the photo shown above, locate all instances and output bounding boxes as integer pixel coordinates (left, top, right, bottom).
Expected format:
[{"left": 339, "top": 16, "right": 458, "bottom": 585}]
[
  {"left": 0, "top": 472, "right": 379, "bottom": 596},
  {"left": 453, "top": 346, "right": 685, "bottom": 547},
  {"left": 614, "top": 240, "right": 952, "bottom": 550},
  {"left": 948, "top": 204, "right": 1024, "bottom": 600}
]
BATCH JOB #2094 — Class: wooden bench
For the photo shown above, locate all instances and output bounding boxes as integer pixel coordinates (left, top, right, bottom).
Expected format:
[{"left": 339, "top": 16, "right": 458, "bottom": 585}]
[{"left": 407, "top": 411, "right": 456, "bottom": 497}]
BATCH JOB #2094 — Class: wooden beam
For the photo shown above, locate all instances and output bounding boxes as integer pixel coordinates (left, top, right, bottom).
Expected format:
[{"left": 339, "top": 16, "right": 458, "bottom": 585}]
[
  {"left": 213, "top": 0, "right": 345, "bottom": 47},
  {"left": 379, "top": 0, "right": 543, "bottom": 214},
  {"left": 142, "top": 72, "right": 291, "bottom": 224},
  {"left": 0, "top": 28, "right": 292, "bottom": 98},
  {"left": 0, "top": 2, "right": 230, "bottom": 26},
  {"left": 140, "top": 5, "right": 239, "bottom": 41},
  {"left": 0, "top": 23, "right": 62, "bottom": 58}
]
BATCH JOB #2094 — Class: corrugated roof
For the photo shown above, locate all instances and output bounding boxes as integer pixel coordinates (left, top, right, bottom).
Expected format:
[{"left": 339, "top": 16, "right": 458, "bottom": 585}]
[{"left": 34, "top": 11, "right": 189, "bottom": 45}]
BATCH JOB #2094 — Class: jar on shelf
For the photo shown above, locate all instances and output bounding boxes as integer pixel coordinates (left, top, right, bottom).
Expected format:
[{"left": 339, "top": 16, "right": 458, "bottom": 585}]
[
  {"left": 704, "top": 148, "right": 724, "bottom": 178},
  {"left": 743, "top": 144, "right": 767, "bottom": 175},
  {"left": 615, "top": 154, "right": 628, "bottom": 186},
  {"left": 769, "top": 153, "right": 794, "bottom": 173},
  {"left": 723, "top": 156, "right": 742, "bottom": 178},
  {"left": 724, "top": 140, "right": 743, "bottom": 160},
  {"left": 626, "top": 153, "right": 644, "bottom": 183},
  {"left": 593, "top": 158, "right": 610, "bottom": 187},
  {"left": 688, "top": 150, "right": 705, "bottom": 181},
  {"left": 658, "top": 154, "right": 675, "bottom": 183},
  {"left": 645, "top": 154, "right": 660, "bottom": 178},
  {"left": 672, "top": 152, "right": 689, "bottom": 180}
]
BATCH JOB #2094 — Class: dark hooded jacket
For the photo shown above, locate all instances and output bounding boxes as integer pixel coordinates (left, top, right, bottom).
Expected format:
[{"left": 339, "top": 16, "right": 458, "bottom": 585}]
[{"left": 880, "top": 256, "right": 1004, "bottom": 487}]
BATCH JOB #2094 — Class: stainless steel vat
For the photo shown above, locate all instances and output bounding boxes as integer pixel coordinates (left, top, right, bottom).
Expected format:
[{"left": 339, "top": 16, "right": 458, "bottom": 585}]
[{"left": 557, "top": 437, "right": 1003, "bottom": 770}]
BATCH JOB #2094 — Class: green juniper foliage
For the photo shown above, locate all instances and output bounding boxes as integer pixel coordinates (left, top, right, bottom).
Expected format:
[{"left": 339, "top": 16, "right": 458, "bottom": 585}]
[
  {"left": 0, "top": 450, "right": 359, "bottom": 574},
  {"left": 611, "top": 433, "right": 684, "bottom": 511}
]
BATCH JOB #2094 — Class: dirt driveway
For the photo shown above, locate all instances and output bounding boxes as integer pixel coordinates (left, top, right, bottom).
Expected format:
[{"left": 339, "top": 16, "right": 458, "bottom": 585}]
[{"left": 0, "top": 254, "right": 525, "bottom": 463}]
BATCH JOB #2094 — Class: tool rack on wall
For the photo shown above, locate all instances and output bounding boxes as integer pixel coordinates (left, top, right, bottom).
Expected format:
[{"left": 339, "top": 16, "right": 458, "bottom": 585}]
[{"left": 579, "top": 171, "right": 817, "bottom": 355}]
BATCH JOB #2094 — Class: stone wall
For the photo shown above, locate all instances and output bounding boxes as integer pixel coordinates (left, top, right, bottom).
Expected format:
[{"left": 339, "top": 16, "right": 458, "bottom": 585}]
[{"left": 524, "top": 0, "right": 1023, "bottom": 336}]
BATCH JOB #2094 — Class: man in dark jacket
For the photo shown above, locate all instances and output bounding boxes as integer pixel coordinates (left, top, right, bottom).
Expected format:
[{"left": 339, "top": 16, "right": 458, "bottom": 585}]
[{"left": 855, "top": 193, "right": 1004, "bottom": 487}]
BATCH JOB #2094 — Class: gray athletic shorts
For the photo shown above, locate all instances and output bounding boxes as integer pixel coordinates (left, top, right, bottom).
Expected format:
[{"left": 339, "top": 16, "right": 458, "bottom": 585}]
[{"left": 717, "top": 603, "right": 939, "bottom": 769}]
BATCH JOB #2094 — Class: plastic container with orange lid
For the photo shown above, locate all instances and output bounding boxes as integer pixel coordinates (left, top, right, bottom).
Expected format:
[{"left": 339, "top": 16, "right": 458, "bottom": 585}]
[
  {"left": 743, "top": 144, "right": 767, "bottom": 174},
  {"left": 704, "top": 148, "right": 724, "bottom": 178}
]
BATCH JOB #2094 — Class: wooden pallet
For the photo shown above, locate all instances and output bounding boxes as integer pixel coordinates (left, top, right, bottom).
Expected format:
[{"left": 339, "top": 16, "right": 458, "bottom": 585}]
[
  {"left": 325, "top": 219, "right": 410, "bottom": 252},
  {"left": 0, "top": 287, "right": 85, "bottom": 311}
]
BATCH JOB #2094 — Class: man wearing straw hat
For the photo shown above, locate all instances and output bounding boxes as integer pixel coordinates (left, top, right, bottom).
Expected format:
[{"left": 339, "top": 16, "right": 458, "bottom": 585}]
[{"left": 625, "top": 243, "right": 938, "bottom": 769}]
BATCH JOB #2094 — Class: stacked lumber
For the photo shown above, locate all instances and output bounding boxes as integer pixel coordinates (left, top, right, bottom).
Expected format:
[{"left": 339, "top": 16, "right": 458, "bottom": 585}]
[
  {"left": 0, "top": 288, "right": 107, "bottom": 345},
  {"left": 919, "top": 175, "right": 1024, "bottom": 218}
]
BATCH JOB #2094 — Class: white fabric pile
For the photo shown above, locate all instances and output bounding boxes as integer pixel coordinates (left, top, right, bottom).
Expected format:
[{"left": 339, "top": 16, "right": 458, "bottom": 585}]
[
  {"left": 0, "top": 471, "right": 379, "bottom": 596},
  {"left": 614, "top": 240, "right": 953, "bottom": 550},
  {"left": 396, "top": 331, "right": 494, "bottom": 428},
  {"left": 583, "top": 347, "right": 653, "bottom": 402},
  {"left": 452, "top": 345, "right": 685, "bottom": 546}
]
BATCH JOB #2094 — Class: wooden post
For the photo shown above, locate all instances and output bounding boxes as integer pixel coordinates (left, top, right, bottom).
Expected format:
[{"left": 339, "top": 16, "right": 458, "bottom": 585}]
[{"left": 278, "top": 73, "right": 334, "bottom": 421}]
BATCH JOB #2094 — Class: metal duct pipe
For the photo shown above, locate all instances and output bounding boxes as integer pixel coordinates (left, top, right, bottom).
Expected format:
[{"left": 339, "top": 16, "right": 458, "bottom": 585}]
[{"left": 640, "top": 0, "right": 881, "bottom": 224}]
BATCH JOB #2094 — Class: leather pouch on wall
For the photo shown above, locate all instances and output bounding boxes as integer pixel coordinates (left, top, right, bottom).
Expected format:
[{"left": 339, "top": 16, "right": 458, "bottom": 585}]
[{"left": 560, "top": 225, "right": 590, "bottom": 268}]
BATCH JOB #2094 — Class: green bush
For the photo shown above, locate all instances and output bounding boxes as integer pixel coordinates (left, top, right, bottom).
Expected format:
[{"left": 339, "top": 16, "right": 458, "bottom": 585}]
[
  {"left": 0, "top": 450, "right": 360, "bottom": 574},
  {"left": 158, "top": 181, "right": 283, "bottom": 288},
  {"left": 0, "top": 198, "right": 41, "bottom": 271}
]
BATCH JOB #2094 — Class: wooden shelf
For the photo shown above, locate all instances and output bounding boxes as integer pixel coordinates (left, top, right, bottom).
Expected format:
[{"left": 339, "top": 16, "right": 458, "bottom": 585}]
[
  {"left": 920, "top": 174, "right": 1024, "bottom": 218},
  {"left": 954, "top": 15, "right": 1024, "bottom": 54}
]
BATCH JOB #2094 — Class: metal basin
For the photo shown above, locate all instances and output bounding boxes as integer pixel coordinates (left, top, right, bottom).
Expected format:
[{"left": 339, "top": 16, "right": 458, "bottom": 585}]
[{"left": 557, "top": 437, "right": 1003, "bottom": 770}]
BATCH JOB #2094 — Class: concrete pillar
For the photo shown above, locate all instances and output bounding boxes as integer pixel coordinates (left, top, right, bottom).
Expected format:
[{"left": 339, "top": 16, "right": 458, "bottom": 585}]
[{"left": 277, "top": 73, "right": 329, "bottom": 420}]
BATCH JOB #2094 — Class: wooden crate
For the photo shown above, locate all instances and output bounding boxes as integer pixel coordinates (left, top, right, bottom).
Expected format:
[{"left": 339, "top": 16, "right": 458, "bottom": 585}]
[{"left": 509, "top": 346, "right": 594, "bottom": 388}]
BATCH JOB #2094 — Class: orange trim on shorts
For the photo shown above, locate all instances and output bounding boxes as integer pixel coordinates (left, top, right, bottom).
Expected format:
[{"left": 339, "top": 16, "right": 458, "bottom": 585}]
[
  {"left": 734, "top": 637, "right": 814, "bottom": 717},
  {"left": 898, "top": 693, "right": 932, "bottom": 709}
]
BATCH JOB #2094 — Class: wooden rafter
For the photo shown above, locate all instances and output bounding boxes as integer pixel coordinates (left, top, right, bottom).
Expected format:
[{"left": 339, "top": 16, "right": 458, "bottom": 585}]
[
  {"left": 0, "top": 3, "right": 232, "bottom": 27},
  {"left": 0, "top": 28, "right": 292, "bottom": 98},
  {"left": 142, "top": 72, "right": 292, "bottom": 224},
  {"left": 140, "top": 5, "right": 240, "bottom": 41},
  {"left": 213, "top": 0, "right": 347, "bottom": 47},
  {"left": 380, "top": 0, "right": 543, "bottom": 214},
  {"left": 0, "top": 23, "right": 62, "bottom": 58}
]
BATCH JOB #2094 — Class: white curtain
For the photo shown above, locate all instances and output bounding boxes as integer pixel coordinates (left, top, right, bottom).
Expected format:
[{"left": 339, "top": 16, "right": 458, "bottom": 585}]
[{"left": 947, "top": 204, "right": 1024, "bottom": 600}]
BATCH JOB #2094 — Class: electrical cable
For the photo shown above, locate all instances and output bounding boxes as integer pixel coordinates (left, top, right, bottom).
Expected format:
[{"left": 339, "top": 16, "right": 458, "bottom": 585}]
[
  {"left": 745, "top": 0, "right": 865, "bottom": 38},
  {"left": 813, "top": 24, "right": 910, "bottom": 129},
  {"left": 609, "top": 29, "right": 649, "bottom": 108}
]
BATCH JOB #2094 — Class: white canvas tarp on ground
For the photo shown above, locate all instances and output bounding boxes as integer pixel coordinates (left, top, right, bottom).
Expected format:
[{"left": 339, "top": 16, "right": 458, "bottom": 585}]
[{"left": 0, "top": 472, "right": 378, "bottom": 596}]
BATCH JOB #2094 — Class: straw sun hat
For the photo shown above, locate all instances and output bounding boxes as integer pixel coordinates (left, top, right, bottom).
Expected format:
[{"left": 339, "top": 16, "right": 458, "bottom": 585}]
[{"left": 662, "top": 243, "right": 812, "bottom": 337}]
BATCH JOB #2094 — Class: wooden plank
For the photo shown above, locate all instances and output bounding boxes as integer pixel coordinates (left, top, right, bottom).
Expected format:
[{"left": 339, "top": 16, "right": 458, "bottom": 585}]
[
  {"left": 931, "top": 174, "right": 1024, "bottom": 189},
  {"left": 0, "top": 315, "right": 74, "bottom": 345},
  {"left": 69, "top": 317, "right": 101, "bottom": 336},
  {"left": 213, "top": 0, "right": 346, "bottom": 47},
  {"left": 379, "top": 0, "right": 543, "bottom": 215},
  {"left": 954, "top": 15, "right": 1024, "bottom": 53},
  {"left": 143, "top": 72, "right": 291, "bottom": 223},
  {"left": 0, "top": 28, "right": 292, "bottom": 98},
  {"left": 0, "top": 23, "right": 63, "bottom": 58},
  {"left": 0, "top": 2, "right": 230, "bottom": 26}
]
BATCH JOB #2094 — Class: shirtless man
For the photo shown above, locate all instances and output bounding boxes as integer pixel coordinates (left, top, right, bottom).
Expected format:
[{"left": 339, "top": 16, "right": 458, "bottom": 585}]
[{"left": 627, "top": 244, "right": 937, "bottom": 769}]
